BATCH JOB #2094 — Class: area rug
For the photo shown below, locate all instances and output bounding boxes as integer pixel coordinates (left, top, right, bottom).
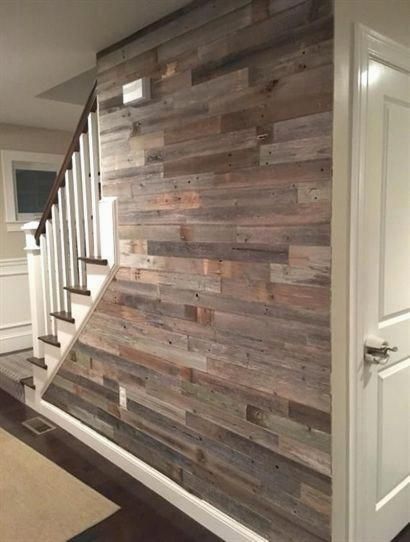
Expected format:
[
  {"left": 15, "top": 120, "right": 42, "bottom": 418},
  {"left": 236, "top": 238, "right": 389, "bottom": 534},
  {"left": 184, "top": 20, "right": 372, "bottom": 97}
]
[{"left": 0, "top": 427, "right": 120, "bottom": 541}]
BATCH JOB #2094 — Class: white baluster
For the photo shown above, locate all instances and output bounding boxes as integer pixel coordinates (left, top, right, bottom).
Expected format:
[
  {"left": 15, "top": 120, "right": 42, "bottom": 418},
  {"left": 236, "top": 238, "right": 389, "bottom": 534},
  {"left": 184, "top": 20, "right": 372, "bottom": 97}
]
[
  {"left": 72, "top": 152, "right": 86, "bottom": 287},
  {"left": 88, "top": 111, "right": 101, "bottom": 258},
  {"left": 65, "top": 169, "right": 79, "bottom": 287},
  {"left": 45, "top": 220, "right": 57, "bottom": 336},
  {"left": 51, "top": 204, "right": 63, "bottom": 313},
  {"left": 40, "top": 234, "right": 51, "bottom": 336},
  {"left": 58, "top": 187, "right": 70, "bottom": 313},
  {"left": 80, "top": 132, "right": 93, "bottom": 257}
]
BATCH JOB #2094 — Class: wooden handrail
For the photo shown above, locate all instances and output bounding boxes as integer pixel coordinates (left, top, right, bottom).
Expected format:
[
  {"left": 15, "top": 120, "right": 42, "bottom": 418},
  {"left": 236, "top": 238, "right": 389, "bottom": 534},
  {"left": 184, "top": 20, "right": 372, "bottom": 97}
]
[{"left": 35, "top": 82, "right": 97, "bottom": 244}]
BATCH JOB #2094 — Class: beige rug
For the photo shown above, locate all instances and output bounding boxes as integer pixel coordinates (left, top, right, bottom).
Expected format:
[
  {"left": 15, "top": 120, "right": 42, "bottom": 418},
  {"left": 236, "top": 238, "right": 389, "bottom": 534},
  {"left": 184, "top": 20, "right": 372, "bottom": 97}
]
[{"left": 0, "top": 427, "right": 120, "bottom": 541}]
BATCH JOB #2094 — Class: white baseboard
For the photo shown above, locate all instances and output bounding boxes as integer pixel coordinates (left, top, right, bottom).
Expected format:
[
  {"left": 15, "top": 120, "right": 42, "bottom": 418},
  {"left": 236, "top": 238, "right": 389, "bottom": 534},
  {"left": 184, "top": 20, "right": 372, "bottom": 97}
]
[{"left": 35, "top": 398, "right": 267, "bottom": 542}]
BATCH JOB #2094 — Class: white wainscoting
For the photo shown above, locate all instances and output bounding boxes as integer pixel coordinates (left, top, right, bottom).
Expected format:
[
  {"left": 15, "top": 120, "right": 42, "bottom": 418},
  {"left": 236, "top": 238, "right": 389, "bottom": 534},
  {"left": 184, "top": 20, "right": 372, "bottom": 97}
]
[{"left": 0, "top": 258, "right": 32, "bottom": 353}]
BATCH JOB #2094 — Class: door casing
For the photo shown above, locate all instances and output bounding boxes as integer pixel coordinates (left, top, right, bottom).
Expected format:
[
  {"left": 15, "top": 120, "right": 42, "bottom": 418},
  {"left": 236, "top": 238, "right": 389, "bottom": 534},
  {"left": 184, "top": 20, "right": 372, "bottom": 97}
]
[{"left": 348, "top": 24, "right": 410, "bottom": 542}]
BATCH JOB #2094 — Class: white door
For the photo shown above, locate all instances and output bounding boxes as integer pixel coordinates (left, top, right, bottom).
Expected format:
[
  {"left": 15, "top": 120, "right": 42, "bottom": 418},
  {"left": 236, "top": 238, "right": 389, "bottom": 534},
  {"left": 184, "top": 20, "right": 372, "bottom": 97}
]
[{"left": 359, "top": 56, "right": 410, "bottom": 541}]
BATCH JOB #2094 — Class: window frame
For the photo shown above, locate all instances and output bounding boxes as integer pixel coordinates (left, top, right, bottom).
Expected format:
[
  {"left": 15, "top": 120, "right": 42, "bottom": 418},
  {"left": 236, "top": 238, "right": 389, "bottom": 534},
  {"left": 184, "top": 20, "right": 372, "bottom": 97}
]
[{"left": 1, "top": 150, "right": 63, "bottom": 231}]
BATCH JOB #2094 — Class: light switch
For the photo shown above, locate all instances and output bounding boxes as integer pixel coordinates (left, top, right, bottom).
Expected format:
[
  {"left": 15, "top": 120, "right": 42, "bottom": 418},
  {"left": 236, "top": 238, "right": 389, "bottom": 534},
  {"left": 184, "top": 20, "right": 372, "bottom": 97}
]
[{"left": 119, "top": 386, "right": 127, "bottom": 409}]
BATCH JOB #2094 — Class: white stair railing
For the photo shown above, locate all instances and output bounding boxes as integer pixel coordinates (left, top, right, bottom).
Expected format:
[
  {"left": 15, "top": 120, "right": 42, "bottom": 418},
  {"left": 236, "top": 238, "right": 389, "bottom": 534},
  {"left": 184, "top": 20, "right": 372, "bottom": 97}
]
[
  {"left": 22, "top": 85, "right": 118, "bottom": 404},
  {"left": 88, "top": 111, "right": 101, "bottom": 258},
  {"left": 65, "top": 169, "right": 79, "bottom": 289},
  {"left": 58, "top": 186, "right": 71, "bottom": 314}
]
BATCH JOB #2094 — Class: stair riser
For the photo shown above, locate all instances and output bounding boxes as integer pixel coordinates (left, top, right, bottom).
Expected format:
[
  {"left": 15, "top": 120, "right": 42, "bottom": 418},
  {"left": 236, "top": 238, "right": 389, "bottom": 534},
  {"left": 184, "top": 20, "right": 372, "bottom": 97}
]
[
  {"left": 39, "top": 345, "right": 61, "bottom": 394},
  {"left": 70, "top": 293, "right": 93, "bottom": 324},
  {"left": 40, "top": 307, "right": 88, "bottom": 394},
  {"left": 55, "top": 319, "right": 77, "bottom": 352},
  {"left": 23, "top": 384, "right": 36, "bottom": 407},
  {"left": 32, "top": 365, "right": 49, "bottom": 391},
  {"left": 67, "top": 267, "right": 109, "bottom": 319},
  {"left": 86, "top": 264, "right": 111, "bottom": 293}
]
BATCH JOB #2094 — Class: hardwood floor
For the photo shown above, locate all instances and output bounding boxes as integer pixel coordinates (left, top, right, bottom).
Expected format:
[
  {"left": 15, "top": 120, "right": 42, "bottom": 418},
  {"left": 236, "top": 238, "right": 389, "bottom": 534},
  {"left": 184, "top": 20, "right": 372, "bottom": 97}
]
[
  {"left": 0, "top": 388, "right": 220, "bottom": 542},
  {"left": 393, "top": 524, "right": 410, "bottom": 542}
]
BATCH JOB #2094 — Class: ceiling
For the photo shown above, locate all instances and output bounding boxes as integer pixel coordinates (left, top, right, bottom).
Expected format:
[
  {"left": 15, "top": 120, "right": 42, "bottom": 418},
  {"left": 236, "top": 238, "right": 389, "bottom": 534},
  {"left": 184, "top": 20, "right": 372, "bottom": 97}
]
[{"left": 0, "top": 0, "right": 191, "bottom": 131}]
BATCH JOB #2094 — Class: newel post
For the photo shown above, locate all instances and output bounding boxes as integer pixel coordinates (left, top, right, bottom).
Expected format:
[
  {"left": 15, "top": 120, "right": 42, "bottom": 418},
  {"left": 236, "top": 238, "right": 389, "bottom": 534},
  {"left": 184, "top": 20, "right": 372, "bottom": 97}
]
[{"left": 22, "top": 221, "right": 44, "bottom": 359}]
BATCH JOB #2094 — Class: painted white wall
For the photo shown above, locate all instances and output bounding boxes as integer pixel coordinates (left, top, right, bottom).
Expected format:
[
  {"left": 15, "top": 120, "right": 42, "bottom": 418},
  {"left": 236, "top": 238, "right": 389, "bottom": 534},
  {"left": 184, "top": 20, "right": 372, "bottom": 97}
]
[
  {"left": 0, "top": 124, "right": 70, "bottom": 352},
  {"left": 0, "top": 258, "right": 32, "bottom": 353},
  {"left": 0, "top": 123, "right": 71, "bottom": 259},
  {"left": 332, "top": 1, "right": 410, "bottom": 541}
]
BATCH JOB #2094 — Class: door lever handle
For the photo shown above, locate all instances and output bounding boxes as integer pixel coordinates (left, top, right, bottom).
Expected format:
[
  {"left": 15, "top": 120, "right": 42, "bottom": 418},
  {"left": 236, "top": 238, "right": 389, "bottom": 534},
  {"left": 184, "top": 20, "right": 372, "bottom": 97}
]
[
  {"left": 364, "top": 336, "right": 398, "bottom": 365},
  {"left": 382, "top": 345, "right": 398, "bottom": 354}
]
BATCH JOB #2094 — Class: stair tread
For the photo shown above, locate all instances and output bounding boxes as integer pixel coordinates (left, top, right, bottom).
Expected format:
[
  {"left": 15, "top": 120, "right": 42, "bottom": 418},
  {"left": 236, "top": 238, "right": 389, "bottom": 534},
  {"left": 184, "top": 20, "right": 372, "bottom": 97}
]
[
  {"left": 51, "top": 311, "right": 75, "bottom": 323},
  {"left": 27, "top": 356, "right": 48, "bottom": 369},
  {"left": 64, "top": 285, "right": 91, "bottom": 296},
  {"left": 78, "top": 257, "right": 108, "bottom": 266},
  {"left": 20, "top": 376, "right": 36, "bottom": 390},
  {"left": 38, "top": 334, "right": 61, "bottom": 348}
]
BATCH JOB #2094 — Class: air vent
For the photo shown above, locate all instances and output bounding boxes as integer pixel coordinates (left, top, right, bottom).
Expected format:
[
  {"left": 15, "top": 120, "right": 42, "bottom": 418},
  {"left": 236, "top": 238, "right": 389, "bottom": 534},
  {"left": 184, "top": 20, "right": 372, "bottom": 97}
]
[{"left": 22, "top": 417, "right": 56, "bottom": 435}]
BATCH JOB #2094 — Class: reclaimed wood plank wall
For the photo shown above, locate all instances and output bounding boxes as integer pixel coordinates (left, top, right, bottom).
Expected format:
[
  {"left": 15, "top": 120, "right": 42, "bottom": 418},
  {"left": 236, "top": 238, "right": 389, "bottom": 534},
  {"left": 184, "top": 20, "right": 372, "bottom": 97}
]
[{"left": 45, "top": 0, "right": 333, "bottom": 539}]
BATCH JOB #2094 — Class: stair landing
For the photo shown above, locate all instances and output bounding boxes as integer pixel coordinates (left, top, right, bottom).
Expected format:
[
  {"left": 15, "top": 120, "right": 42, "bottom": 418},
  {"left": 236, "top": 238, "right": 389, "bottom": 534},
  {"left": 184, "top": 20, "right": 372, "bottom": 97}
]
[{"left": 0, "top": 348, "right": 33, "bottom": 403}]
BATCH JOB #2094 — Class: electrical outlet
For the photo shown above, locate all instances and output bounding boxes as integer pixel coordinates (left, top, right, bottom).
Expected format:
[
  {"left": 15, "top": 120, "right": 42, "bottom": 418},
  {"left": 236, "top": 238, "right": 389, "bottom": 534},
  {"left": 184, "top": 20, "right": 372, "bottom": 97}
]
[{"left": 119, "top": 386, "right": 127, "bottom": 410}]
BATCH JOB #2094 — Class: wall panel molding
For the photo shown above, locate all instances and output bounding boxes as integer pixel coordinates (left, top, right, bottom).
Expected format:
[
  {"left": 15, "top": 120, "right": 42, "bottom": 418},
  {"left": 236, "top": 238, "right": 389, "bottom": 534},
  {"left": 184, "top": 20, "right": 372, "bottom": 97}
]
[{"left": 0, "top": 257, "right": 32, "bottom": 353}]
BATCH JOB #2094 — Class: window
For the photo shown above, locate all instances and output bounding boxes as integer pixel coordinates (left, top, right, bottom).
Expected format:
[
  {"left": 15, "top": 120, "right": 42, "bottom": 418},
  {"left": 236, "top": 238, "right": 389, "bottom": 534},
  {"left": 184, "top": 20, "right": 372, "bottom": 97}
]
[{"left": 1, "top": 151, "right": 63, "bottom": 231}]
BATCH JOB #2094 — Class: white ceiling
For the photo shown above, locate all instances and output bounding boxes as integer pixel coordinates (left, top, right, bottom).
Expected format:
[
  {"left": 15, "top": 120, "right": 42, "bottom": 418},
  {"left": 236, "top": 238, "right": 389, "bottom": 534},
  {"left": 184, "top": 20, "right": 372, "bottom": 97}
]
[{"left": 0, "top": 0, "right": 191, "bottom": 131}]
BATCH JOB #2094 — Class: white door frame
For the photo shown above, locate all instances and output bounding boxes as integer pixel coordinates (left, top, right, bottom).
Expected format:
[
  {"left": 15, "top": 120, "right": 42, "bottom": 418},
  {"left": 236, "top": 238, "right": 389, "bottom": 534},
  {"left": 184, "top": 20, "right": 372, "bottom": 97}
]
[{"left": 349, "top": 24, "right": 410, "bottom": 542}]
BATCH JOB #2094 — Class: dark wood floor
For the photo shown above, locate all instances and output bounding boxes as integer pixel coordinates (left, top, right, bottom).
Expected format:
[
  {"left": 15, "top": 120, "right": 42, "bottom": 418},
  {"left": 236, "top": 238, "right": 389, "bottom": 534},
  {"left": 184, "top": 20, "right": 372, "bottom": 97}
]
[
  {"left": 0, "top": 388, "right": 220, "bottom": 542},
  {"left": 393, "top": 524, "right": 410, "bottom": 542}
]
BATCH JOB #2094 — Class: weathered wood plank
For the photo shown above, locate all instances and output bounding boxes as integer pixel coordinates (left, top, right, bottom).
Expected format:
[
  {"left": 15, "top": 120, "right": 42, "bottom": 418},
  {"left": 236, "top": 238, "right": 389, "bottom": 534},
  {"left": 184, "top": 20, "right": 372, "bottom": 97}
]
[
  {"left": 46, "top": 1, "right": 334, "bottom": 539},
  {"left": 270, "top": 245, "right": 331, "bottom": 286},
  {"left": 273, "top": 111, "right": 332, "bottom": 141},
  {"left": 103, "top": 158, "right": 331, "bottom": 197},
  {"left": 147, "top": 127, "right": 257, "bottom": 164},
  {"left": 260, "top": 135, "right": 332, "bottom": 166},
  {"left": 197, "top": 0, "right": 312, "bottom": 65},
  {"left": 207, "top": 357, "right": 330, "bottom": 413},
  {"left": 157, "top": 3, "right": 254, "bottom": 64},
  {"left": 98, "top": 0, "right": 252, "bottom": 73}
]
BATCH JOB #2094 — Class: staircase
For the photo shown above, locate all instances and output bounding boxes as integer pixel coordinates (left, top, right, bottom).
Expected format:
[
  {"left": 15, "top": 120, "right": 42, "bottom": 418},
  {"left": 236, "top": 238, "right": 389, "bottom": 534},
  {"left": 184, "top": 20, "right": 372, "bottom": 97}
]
[{"left": 21, "top": 84, "right": 118, "bottom": 408}]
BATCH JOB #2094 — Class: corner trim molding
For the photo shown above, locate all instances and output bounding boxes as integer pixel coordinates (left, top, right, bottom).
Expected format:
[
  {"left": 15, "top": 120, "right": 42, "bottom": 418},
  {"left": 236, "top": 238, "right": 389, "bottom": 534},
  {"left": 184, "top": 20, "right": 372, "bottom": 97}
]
[
  {"left": 34, "top": 399, "right": 267, "bottom": 542},
  {"left": 348, "top": 24, "right": 410, "bottom": 542}
]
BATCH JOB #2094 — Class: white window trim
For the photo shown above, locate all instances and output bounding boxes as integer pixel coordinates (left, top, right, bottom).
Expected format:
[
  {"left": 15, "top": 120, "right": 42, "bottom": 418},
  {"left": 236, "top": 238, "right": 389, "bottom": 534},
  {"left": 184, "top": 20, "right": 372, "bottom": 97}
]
[{"left": 1, "top": 150, "right": 63, "bottom": 232}]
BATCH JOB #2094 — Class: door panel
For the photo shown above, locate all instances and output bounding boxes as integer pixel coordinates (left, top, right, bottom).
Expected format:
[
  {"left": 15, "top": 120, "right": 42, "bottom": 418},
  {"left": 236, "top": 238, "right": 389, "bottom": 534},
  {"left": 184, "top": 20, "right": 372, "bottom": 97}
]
[
  {"left": 377, "top": 360, "right": 410, "bottom": 502},
  {"left": 380, "top": 100, "right": 410, "bottom": 320},
  {"left": 362, "top": 58, "right": 410, "bottom": 541}
]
